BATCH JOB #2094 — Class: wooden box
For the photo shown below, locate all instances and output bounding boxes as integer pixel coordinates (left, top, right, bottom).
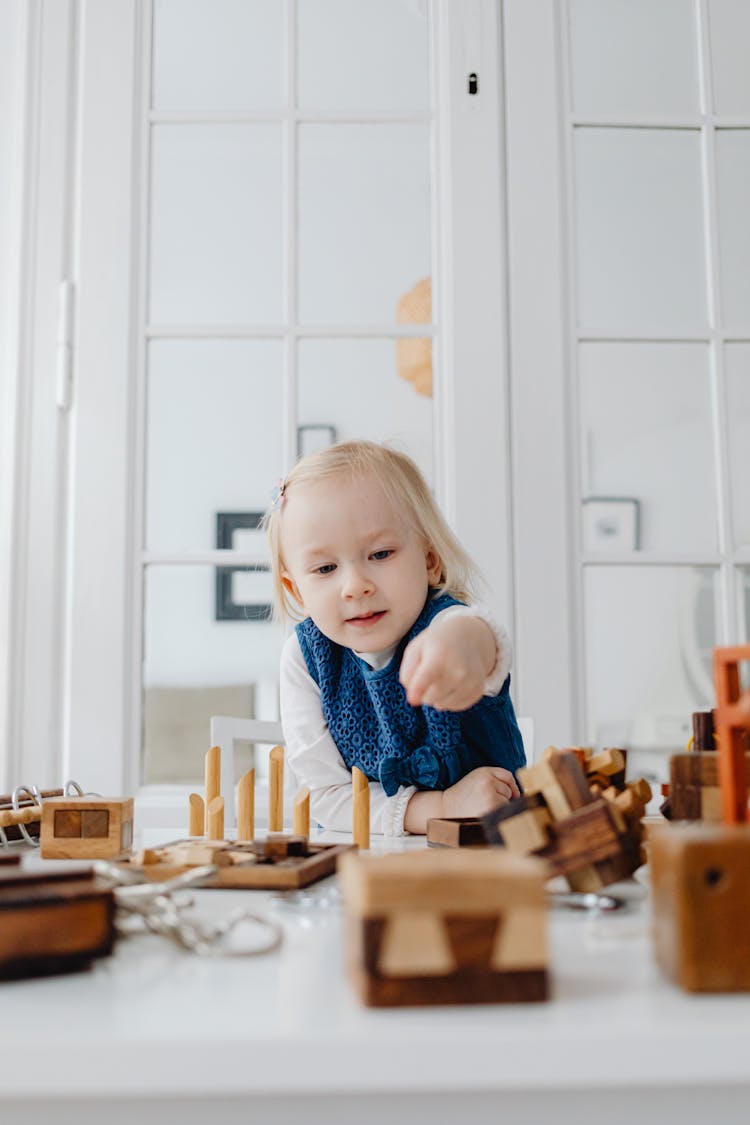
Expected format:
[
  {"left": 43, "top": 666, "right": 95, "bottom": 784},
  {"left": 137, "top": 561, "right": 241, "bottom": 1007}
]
[
  {"left": 0, "top": 867, "right": 115, "bottom": 979},
  {"left": 650, "top": 823, "right": 750, "bottom": 992},
  {"left": 426, "top": 817, "right": 487, "bottom": 848},
  {"left": 339, "top": 849, "right": 549, "bottom": 1007},
  {"left": 40, "top": 797, "right": 134, "bottom": 859}
]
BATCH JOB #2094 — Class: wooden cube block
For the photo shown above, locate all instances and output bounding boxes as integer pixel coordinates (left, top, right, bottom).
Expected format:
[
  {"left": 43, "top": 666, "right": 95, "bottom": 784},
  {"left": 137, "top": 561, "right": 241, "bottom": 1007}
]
[
  {"left": 40, "top": 798, "right": 134, "bottom": 859},
  {"left": 670, "top": 753, "right": 750, "bottom": 821},
  {"left": 339, "top": 849, "right": 549, "bottom": 1007},
  {"left": 650, "top": 823, "right": 750, "bottom": 991},
  {"left": 426, "top": 817, "right": 487, "bottom": 848}
]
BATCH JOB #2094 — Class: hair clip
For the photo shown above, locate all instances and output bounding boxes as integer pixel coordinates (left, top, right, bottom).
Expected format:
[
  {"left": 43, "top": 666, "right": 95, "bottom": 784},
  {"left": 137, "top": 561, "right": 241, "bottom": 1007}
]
[{"left": 270, "top": 478, "right": 287, "bottom": 510}]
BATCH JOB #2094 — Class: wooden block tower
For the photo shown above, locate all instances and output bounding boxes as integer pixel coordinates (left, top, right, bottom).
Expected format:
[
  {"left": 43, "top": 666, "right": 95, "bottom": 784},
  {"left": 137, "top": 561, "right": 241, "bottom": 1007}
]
[
  {"left": 650, "top": 644, "right": 750, "bottom": 991},
  {"left": 338, "top": 849, "right": 549, "bottom": 1007}
]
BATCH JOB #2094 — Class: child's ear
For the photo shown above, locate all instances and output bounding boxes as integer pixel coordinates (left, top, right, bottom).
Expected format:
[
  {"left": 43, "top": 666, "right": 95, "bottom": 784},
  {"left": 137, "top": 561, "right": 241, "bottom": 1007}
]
[
  {"left": 281, "top": 573, "right": 304, "bottom": 608},
  {"left": 424, "top": 546, "right": 442, "bottom": 585}
]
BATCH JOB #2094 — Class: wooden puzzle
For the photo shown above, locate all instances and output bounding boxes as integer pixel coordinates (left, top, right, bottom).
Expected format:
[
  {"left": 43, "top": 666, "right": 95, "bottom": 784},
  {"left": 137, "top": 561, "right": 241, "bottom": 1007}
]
[
  {"left": 339, "top": 848, "right": 549, "bottom": 1007},
  {"left": 117, "top": 833, "right": 355, "bottom": 890},
  {"left": 40, "top": 797, "right": 134, "bottom": 860},
  {"left": 666, "top": 751, "right": 750, "bottom": 822},
  {"left": 482, "top": 747, "right": 651, "bottom": 892},
  {"left": 0, "top": 865, "right": 115, "bottom": 979},
  {"left": 650, "top": 644, "right": 750, "bottom": 992}
]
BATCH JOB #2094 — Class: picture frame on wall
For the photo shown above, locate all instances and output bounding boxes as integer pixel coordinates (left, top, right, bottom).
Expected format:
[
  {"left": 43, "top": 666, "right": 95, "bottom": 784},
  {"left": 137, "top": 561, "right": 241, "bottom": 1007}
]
[
  {"left": 582, "top": 496, "right": 641, "bottom": 552},
  {"left": 215, "top": 512, "right": 273, "bottom": 621}
]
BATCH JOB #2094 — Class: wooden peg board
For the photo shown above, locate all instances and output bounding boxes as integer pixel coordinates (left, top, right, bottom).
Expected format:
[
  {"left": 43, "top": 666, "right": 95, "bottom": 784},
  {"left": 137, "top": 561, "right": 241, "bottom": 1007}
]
[{"left": 117, "top": 834, "right": 356, "bottom": 890}]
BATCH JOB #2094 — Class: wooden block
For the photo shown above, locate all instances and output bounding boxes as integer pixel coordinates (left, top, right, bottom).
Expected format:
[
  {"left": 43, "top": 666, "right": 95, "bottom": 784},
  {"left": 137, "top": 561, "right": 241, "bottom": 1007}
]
[
  {"left": 81, "top": 810, "right": 109, "bottom": 838},
  {"left": 481, "top": 793, "right": 546, "bottom": 845},
  {"left": 426, "top": 817, "right": 487, "bottom": 848},
  {"left": 293, "top": 787, "right": 310, "bottom": 837},
  {"left": 714, "top": 645, "right": 750, "bottom": 824},
  {"left": 253, "top": 833, "right": 308, "bottom": 859},
  {"left": 585, "top": 748, "right": 625, "bottom": 777},
  {"left": 670, "top": 753, "right": 750, "bottom": 820},
  {"left": 204, "top": 745, "right": 221, "bottom": 835},
  {"left": 188, "top": 793, "right": 204, "bottom": 837},
  {"left": 40, "top": 798, "right": 134, "bottom": 859},
  {"left": 268, "top": 745, "right": 284, "bottom": 832},
  {"left": 518, "top": 751, "right": 593, "bottom": 821},
  {"left": 629, "top": 778, "right": 652, "bottom": 805},
  {"left": 160, "top": 841, "right": 233, "bottom": 867},
  {"left": 0, "top": 869, "right": 114, "bottom": 979},
  {"left": 338, "top": 848, "right": 548, "bottom": 917},
  {"left": 207, "top": 795, "right": 224, "bottom": 840},
  {"left": 341, "top": 850, "right": 549, "bottom": 1007},
  {"left": 237, "top": 768, "right": 255, "bottom": 841},
  {"left": 54, "top": 809, "right": 81, "bottom": 838},
  {"left": 377, "top": 912, "right": 455, "bottom": 976},
  {"left": 692, "top": 710, "right": 715, "bottom": 752},
  {"left": 650, "top": 822, "right": 750, "bottom": 991},
  {"left": 541, "top": 800, "right": 624, "bottom": 873},
  {"left": 352, "top": 766, "right": 370, "bottom": 851},
  {"left": 491, "top": 906, "right": 548, "bottom": 970},
  {"left": 496, "top": 807, "right": 552, "bottom": 855}
]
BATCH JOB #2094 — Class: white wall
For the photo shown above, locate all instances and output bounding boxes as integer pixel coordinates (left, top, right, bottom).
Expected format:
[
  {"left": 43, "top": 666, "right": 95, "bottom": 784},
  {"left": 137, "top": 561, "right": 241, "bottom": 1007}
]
[{"left": 0, "top": 0, "right": 26, "bottom": 787}]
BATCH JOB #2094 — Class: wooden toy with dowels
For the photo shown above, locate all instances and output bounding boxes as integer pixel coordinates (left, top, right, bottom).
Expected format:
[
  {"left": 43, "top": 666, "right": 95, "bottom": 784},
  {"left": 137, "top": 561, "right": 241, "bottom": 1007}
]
[
  {"left": 120, "top": 741, "right": 355, "bottom": 889},
  {"left": 650, "top": 644, "right": 750, "bottom": 992}
]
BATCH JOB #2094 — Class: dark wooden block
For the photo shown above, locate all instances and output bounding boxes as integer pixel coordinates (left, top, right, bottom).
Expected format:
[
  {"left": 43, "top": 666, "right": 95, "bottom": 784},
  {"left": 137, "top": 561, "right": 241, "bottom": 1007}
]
[
  {"left": 481, "top": 794, "right": 545, "bottom": 844},
  {"left": 0, "top": 868, "right": 115, "bottom": 979},
  {"left": 426, "top": 817, "right": 487, "bottom": 848},
  {"left": 81, "top": 809, "right": 110, "bottom": 838},
  {"left": 54, "top": 809, "right": 82, "bottom": 838},
  {"left": 670, "top": 753, "right": 750, "bottom": 821}
]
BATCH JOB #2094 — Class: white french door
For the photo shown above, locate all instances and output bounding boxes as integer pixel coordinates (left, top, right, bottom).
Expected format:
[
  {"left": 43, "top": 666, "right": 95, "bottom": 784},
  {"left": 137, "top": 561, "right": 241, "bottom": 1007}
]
[{"left": 7, "top": 0, "right": 513, "bottom": 796}]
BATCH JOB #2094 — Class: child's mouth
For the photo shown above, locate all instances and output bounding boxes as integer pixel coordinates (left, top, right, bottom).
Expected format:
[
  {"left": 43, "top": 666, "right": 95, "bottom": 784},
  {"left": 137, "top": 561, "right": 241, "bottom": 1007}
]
[{"left": 347, "top": 611, "right": 386, "bottom": 627}]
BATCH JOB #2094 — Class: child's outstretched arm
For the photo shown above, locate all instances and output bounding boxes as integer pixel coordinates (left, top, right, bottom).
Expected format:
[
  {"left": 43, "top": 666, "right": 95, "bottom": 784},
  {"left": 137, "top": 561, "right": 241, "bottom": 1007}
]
[{"left": 400, "top": 605, "right": 509, "bottom": 711}]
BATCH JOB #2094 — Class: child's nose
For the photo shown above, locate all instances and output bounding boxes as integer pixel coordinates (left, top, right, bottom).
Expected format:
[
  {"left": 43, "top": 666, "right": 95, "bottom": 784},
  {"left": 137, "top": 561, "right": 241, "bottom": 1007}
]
[{"left": 341, "top": 565, "right": 374, "bottom": 598}]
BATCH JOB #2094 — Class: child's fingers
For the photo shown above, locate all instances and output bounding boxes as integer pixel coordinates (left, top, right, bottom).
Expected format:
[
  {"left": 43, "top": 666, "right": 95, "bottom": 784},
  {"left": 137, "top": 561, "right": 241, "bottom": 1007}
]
[{"left": 488, "top": 767, "right": 520, "bottom": 799}]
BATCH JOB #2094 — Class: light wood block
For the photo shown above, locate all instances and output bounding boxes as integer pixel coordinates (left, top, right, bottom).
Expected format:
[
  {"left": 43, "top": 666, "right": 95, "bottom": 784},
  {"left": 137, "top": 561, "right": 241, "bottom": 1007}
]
[
  {"left": 650, "top": 822, "right": 750, "bottom": 991},
  {"left": 497, "top": 807, "right": 552, "bottom": 854},
  {"left": 293, "top": 787, "right": 310, "bottom": 837},
  {"left": 204, "top": 745, "right": 221, "bottom": 835},
  {"left": 207, "top": 795, "right": 224, "bottom": 840},
  {"left": 491, "top": 906, "right": 548, "bottom": 970},
  {"left": 518, "top": 750, "right": 593, "bottom": 821},
  {"left": 188, "top": 793, "right": 204, "bottom": 836},
  {"left": 40, "top": 798, "right": 134, "bottom": 859},
  {"left": 268, "top": 745, "right": 284, "bottom": 832},
  {"left": 352, "top": 766, "right": 370, "bottom": 851},
  {"left": 378, "top": 912, "right": 455, "bottom": 976},
  {"left": 237, "top": 769, "right": 255, "bottom": 841}
]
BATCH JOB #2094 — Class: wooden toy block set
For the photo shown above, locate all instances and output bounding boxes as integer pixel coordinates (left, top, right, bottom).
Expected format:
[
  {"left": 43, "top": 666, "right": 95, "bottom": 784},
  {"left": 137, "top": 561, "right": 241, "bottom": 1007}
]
[{"left": 4, "top": 646, "right": 750, "bottom": 1004}]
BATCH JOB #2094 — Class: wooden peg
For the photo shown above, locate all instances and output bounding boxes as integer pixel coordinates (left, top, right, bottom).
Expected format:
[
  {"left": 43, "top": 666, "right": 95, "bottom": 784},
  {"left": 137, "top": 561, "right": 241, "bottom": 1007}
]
[
  {"left": 237, "top": 768, "right": 255, "bottom": 841},
  {"left": 352, "top": 766, "right": 370, "bottom": 851},
  {"left": 204, "top": 745, "right": 221, "bottom": 834},
  {"left": 269, "top": 745, "right": 284, "bottom": 832},
  {"left": 188, "top": 793, "right": 204, "bottom": 837},
  {"left": 293, "top": 787, "right": 310, "bottom": 837},
  {"left": 0, "top": 804, "right": 43, "bottom": 829},
  {"left": 207, "top": 795, "right": 225, "bottom": 840}
]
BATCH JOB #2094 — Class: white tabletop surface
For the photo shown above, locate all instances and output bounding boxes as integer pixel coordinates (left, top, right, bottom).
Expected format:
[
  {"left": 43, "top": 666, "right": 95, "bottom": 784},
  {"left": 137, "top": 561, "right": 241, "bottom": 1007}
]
[{"left": 2, "top": 826, "right": 750, "bottom": 1124}]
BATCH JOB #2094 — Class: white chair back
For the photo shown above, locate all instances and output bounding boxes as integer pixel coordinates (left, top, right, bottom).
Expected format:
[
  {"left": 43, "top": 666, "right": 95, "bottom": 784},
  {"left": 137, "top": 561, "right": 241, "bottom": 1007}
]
[{"left": 209, "top": 716, "right": 284, "bottom": 827}]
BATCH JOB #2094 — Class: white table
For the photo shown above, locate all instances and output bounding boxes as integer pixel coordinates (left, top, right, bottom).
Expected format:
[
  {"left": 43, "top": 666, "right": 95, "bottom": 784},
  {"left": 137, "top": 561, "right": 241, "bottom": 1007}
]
[{"left": 2, "top": 831, "right": 750, "bottom": 1125}]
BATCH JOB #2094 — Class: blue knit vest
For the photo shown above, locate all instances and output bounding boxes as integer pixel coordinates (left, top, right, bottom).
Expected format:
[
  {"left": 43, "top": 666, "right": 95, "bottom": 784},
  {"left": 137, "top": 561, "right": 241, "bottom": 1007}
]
[{"left": 295, "top": 592, "right": 526, "bottom": 796}]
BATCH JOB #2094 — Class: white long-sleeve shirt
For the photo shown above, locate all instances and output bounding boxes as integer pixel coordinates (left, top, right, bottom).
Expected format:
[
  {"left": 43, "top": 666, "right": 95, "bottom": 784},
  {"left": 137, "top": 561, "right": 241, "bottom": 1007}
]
[{"left": 279, "top": 604, "right": 512, "bottom": 837}]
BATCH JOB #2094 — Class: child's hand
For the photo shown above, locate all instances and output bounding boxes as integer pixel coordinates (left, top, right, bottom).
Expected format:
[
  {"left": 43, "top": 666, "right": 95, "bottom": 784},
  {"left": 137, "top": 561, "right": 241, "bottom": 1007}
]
[
  {"left": 400, "top": 612, "right": 497, "bottom": 710},
  {"left": 442, "top": 766, "right": 520, "bottom": 818}
]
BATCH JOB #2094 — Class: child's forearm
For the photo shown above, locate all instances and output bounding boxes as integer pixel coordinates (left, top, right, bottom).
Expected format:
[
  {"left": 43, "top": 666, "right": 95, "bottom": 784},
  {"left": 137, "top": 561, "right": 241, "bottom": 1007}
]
[{"left": 403, "top": 790, "right": 445, "bottom": 834}]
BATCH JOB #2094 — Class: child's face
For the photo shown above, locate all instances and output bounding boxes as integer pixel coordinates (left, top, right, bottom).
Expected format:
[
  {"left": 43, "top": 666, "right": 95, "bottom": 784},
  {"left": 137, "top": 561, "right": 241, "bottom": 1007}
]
[{"left": 280, "top": 472, "right": 441, "bottom": 652}]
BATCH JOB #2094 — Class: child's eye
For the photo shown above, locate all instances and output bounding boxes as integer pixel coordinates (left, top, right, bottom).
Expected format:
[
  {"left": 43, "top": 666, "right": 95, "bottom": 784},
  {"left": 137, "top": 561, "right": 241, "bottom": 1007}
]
[
  {"left": 315, "top": 563, "right": 336, "bottom": 575},
  {"left": 371, "top": 549, "right": 393, "bottom": 561}
]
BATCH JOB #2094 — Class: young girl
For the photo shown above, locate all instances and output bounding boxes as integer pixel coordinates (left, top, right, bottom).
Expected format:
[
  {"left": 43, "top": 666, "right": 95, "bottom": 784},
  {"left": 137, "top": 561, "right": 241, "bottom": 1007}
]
[{"left": 266, "top": 440, "right": 525, "bottom": 836}]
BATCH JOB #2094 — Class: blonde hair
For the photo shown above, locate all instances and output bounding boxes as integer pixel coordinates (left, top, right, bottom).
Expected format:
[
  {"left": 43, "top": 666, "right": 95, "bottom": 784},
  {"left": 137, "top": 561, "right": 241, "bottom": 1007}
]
[{"left": 264, "top": 440, "right": 482, "bottom": 623}]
